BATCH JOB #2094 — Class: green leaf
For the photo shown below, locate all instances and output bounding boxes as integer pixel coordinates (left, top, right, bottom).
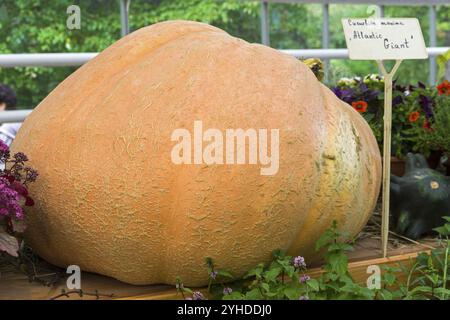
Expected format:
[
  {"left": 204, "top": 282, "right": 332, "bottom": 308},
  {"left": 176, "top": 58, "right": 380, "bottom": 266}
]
[
  {"left": 434, "top": 288, "right": 450, "bottom": 299},
  {"left": 260, "top": 282, "right": 270, "bottom": 293},
  {"left": 328, "top": 253, "right": 348, "bottom": 275},
  {"left": 183, "top": 287, "right": 193, "bottom": 294},
  {"left": 217, "top": 270, "right": 233, "bottom": 279},
  {"left": 244, "top": 288, "right": 263, "bottom": 300},
  {"left": 315, "top": 230, "right": 333, "bottom": 251},
  {"left": 307, "top": 279, "right": 320, "bottom": 291},
  {"left": 244, "top": 263, "right": 264, "bottom": 279},
  {"left": 263, "top": 267, "right": 282, "bottom": 282},
  {"left": 284, "top": 287, "right": 301, "bottom": 300},
  {"left": 434, "top": 225, "right": 450, "bottom": 236},
  {"left": 378, "top": 289, "right": 393, "bottom": 300},
  {"left": 383, "top": 272, "right": 397, "bottom": 286}
]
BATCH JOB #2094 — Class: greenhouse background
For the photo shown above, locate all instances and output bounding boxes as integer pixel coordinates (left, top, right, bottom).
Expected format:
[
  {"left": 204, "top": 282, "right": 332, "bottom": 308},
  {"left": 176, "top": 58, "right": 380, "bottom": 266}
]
[{"left": 0, "top": 0, "right": 448, "bottom": 112}]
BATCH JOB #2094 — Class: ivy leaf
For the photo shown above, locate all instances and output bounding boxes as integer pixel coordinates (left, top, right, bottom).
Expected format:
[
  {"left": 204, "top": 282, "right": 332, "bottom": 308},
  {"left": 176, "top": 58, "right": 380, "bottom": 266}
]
[{"left": 0, "top": 228, "right": 19, "bottom": 257}]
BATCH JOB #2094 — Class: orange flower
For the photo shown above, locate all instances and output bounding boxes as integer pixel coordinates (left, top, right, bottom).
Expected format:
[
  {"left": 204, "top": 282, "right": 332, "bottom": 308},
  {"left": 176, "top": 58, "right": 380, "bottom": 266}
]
[
  {"left": 437, "top": 80, "right": 450, "bottom": 95},
  {"left": 408, "top": 111, "right": 420, "bottom": 123},
  {"left": 351, "top": 100, "right": 368, "bottom": 113}
]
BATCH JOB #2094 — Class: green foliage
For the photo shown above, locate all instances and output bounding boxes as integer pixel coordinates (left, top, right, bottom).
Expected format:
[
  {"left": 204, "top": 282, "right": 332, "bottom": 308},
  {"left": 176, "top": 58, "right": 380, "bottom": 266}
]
[
  {"left": 405, "top": 83, "right": 450, "bottom": 158},
  {"left": 178, "top": 221, "right": 378, "bottom": 300},
  {"left": 332, "top": 74, "right": 450, "bottom": 159},
  {"left": 398, "top": 217, "right": 450, "bottom": 300},
  {"left": 176, "top": 219, "right": 450, "bottom": 300}
]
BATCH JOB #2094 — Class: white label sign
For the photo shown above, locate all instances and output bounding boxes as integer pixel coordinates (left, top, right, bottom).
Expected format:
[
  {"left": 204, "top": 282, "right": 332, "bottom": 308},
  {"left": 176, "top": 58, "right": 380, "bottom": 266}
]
[{"left": 342, "top": 18, "right": 428, "bottom": 60}]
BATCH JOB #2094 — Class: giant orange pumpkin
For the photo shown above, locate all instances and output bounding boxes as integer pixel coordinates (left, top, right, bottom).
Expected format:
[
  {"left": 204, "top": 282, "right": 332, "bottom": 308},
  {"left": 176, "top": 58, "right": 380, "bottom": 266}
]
[{"left": 12, "top": 20, "right": 381, "bottom": 286}]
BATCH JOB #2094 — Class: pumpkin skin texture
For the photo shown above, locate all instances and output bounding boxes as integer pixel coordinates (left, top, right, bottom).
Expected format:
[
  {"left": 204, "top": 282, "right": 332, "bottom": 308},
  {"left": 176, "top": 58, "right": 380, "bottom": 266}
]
[{"left": 12, "top": 20, "right": 381, "bottom": 286}]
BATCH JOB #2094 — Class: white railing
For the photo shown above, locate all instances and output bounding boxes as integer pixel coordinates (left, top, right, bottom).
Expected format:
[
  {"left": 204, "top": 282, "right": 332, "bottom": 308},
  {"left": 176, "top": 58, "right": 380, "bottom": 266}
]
[
  {"left": 0, "top": 46, "right": 448, "bottom": 124},
  {"left": 0, "top": 48, "right": 448, "bottom": 67},
  {"left": 0, "top": 110, "right": 32, "bottom": 123}
]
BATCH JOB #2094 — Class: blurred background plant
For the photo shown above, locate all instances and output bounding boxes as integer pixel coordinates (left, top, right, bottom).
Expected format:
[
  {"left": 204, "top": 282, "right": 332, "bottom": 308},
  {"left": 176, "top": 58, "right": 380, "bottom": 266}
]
[{"left": 0, "top": 0, "right": 448, "bottom": 109}]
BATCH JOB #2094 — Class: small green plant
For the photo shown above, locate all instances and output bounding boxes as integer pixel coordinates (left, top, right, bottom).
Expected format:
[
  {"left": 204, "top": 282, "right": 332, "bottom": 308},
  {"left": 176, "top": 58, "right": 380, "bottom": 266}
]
[
  {"left": 177, "top": 221, "right": 377, "bottom": 300},
  {"left": 312, "top": 221, "right": 374, "bottom": 300},
  {"left": 398, "top": 217, "right": 450, "bottom": 300},
  {"left": 176, "top": 219, "right": 450, "bottom": 300}
]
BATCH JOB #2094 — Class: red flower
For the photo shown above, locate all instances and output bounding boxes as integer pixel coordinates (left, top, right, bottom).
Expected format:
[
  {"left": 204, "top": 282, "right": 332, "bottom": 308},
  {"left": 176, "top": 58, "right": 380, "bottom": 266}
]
[
  {"left": 437, "top": 80, "right": 450, "bottom": 95},
  {"left": 351, "top": 100, "right": 368, "bottom": 113},
  {"left": 408, "top": 111, "right": 420, "bottom": 123},
  {"left": 423, "top": 120, "right": 433, "bottom": 132}
]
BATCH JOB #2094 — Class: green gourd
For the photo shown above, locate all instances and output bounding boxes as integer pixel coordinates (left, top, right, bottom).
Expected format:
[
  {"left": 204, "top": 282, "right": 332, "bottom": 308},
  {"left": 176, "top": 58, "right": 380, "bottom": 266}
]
[{"left": 391, "top": 153, "right": 450, "bottom": 240}]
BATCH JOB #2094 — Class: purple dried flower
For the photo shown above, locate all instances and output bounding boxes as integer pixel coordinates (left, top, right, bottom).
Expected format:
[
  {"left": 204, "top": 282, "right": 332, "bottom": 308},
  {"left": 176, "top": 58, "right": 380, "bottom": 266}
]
[
  {"left": 223, "top": 287, "right": 233, "bottom": 295},
  {"left": 25, "top": 168, "right": 39, "bottom": 182},
  {"left": 299, "top": 295, "right": 309, "bottom": 300},
  {"left": 210, "top": 271, "right": 218, "bottom": 279},
  {"left": 13, "top": 152, "right": 28, "bottom": 163},
  {"left": 192, "top": 291, "right": 205, "bottom": 300},
  {"left": 299, "top": 275, "right": 311, "bottom": 283},
  {"left": 293, "top": 256, "right": 306, "bottom": 268}
]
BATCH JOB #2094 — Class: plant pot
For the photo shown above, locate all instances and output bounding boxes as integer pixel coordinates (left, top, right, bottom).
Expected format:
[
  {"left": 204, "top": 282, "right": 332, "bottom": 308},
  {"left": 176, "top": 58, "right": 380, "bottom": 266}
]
[
  {"left": 391, "top": 151, "right": 444, "bottom": 177},
  {"left": 391, "top": 156, "right": 405, "bottom": 177}
]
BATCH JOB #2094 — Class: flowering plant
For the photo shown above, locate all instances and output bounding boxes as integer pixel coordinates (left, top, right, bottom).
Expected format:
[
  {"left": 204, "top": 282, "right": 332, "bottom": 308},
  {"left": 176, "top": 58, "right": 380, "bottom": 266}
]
[
  {"left": 331, "top": 75, "right": 450, "bottom": 159},
  {"left": 406, "top": 80, "right": 450, "bottom": 159},
  {"left": 0, "top": 141, "right": 38, "bottom": 258}
]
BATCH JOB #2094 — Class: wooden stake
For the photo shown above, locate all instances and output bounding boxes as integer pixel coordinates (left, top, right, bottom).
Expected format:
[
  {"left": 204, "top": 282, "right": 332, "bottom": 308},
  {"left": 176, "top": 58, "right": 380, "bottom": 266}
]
[{"left": 376, "top": 59, "right": 402, "bottom": 258}]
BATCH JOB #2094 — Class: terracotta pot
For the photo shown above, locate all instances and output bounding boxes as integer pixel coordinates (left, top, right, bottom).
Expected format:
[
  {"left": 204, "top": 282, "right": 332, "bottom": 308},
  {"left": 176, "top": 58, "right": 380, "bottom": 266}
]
[{"left": 391, "top": 156, "right": 405, "bottom": 177}]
